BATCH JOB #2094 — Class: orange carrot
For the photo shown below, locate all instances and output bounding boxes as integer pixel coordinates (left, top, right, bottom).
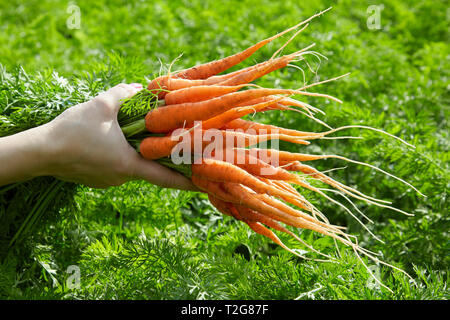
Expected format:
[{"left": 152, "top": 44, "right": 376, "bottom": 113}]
[
  {"left": 278, "top": 161, "right": 387, "bottom": 205},
  {"left": 191, "top": 158, "right": 313, "bottom": 211},
  {"left": 139, "top": 129, "right": 308, "bottom": 160},
  {"left": 215, "top": 51, "right": 302, "bottom": 86},
  {"left": 236, "top": 205, "right": 333, "bottom": 261},
  {"left": 201, "top": 49, "right": 301, "bottom": 86},
  {"left": 225, "top": 150, "right": 295, "bottom": 181},
  {"left": 192, "top": 158, "right": 282, "bottom": 194},
  {"left": 147, "top": 77, "right": 205, "bottom": 98},
  {"left": 216, "top": 130, "right": 310, "bottom": 148},
  {"left": 228, "top": 150, "right": 359, "bottom": 204},
  {"left": 202, "top": 96, "right": 285, "bottom": 130},
  {"left": 222, "top": 118, "right": 326, "bottom": 139},
  {"left": 237, "top": 207, "right": 298, "bottom": 251},
  {"left": 139, "top": 135, "right": 180, "bottom": 161},
  {"left": 235, "top": 205, "right": 282, "bottom": 228},
  {"left": 172, "top": 11, "right": 329, "bottom": 80},
  {"left": 271, "top": 179, "right": 303, "bottom": 197},
  {"left": 279, "top": 97, "right": 324, "bottom": 115},
  {"left": 208, "top": 194, "right": 234, "bottom": 218},
  {"left": 191, "top": 175, "right": 233, "bottom": 201},
  {"left": 225, "top": 95, "right": 323, "bottom": 119},
  {"left": 145, "top": 88, "right": 309, "bottom": 133},
  {"left": 229, "top": 95, "right": 316, "bottom": 116},
  {"left": 240, "top": 148, "right": 329, "bottom": 163},
  {"left": 221, "top": 182, "right": 336, "bottom": 235},
  {"left": 164, "top": 84, "right": 249, "bottom": 105},
  {"left": 245, "top": 220, "right": 288, "bottom": 247},
  {"left": 259, "top": 177, "right": 321, "bottom": 215},
  {"left": 147, "top": 50, "right": 307, "bottom": 97},
  {"left": 211, "top": 189, "right": 313, "bottom": 246},
  {"left": 193, "top": 173, "right": 336, "bottom": 232},
  {"left": 204, "top": 58, "right": 274, "bottom": 85},
  {"left": 226, "top": 148, "right": 370, "bottom": 209}
]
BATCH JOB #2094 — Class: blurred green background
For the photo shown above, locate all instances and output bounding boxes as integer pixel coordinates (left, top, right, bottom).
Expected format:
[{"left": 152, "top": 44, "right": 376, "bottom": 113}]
[{"left": 0, "top": 0, "right": 448, "bottom": 299}]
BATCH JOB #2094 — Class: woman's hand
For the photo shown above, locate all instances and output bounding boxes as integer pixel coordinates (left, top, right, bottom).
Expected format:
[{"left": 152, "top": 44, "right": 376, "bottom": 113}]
[{"left": 0, "top": 83, "right": 197, "bottom": 190}]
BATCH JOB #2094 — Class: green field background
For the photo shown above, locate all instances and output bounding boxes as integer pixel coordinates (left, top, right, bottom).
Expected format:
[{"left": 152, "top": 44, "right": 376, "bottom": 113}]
[{"left": 0, "top": 0, "right": 448, "bottom": 299}]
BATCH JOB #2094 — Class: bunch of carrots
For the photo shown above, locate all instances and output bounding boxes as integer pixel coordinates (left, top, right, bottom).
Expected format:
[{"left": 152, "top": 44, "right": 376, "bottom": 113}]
[{"left": 119, "top": 8, "right": 421, "bottom": 291}]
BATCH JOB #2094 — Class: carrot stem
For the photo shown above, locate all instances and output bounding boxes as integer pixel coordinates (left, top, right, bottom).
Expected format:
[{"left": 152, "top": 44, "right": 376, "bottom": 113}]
[
  {"left": 156, "top": 157, "right": 192, "bottom": 178},
  {"left": 121, "top": 118, "right": 146, "bottom": 137}
]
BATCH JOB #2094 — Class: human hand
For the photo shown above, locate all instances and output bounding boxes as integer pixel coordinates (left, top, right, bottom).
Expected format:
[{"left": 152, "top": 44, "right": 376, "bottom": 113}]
[{"left": 35, "top": 83, "right": 196, "bottom": 190}]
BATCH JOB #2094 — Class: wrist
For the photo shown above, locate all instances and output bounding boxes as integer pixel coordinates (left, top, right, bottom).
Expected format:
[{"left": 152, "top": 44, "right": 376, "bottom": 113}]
[
  {"left": 27, "top": 122, "right": 60, "bottom": 178},
  {"left": 0, "top": 122, "right": 57, "bottom": 186}
]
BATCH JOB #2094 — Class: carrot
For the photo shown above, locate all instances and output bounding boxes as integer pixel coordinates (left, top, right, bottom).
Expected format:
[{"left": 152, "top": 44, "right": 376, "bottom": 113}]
[
  {"left": 263, "top": 178, "right": 329, "bottom": 222},
  {"left": 225, "top": 150, "right": 296, "bottom": 181},
  {"left": 220, "top": 94, "right": 329, "bottom": 127},
  {"left": 172, "top": 32, "right": 285, "bottom": 80},
  {"left": 192, "top": 158, "right": 287, "bottom": 195},
  {"left": 240, "top": 148, "right": 329, "bottom": 163},
  {"left": 234, "top": 206, "right": 307, "bottom": 258},
  {"left": 230, "top": 94, "right": 320, "bottom": 116},
  {"left": 147, "top": 48, "right": 312, "bottom": 97},
  {"left": 216, "top": 181, "right": 380, "bottom": 261},
  {"left": 193, "top": 173, "right": 342, "bottom": 237},
  {"left": 147, "top": 77, "right": 205, "bottom": 98},
  {"left": 201, "top": 106, "right": 262, "bottom": 131},
  {"left": 208, "top": 194, "right": 234, "bottom": 218},
  {"left": 246, "top": 220, "right": 296, "bottom": 253},
  {"left": 210, "top": 193, "right": 324, "bottom": 259},
  {"left": 231, "top": 183, "right": 411, "bottom": 290},
  {"left": 280, "top": 160, "right": 370, "bottom": 197},
  {"left": 215, "top": 129, "right": 310, "bottom": 148},
  {"left": 259, "top": 177, "right": 318, "bottom": 215},
  {"left": 235, "top": 205, "right": 289, "bottom": 232},
  {"left": 235, "top": 205, "right": 334, "bottom": 261},
  {"left": 164, "top": 84, "right": 250, "bottom": 105},
  {"left": 139, "top": 135, "right": 180, "bottom": 161},
  {"left": 146, "top": 8, "right": 333, "bottom": 96},
  {"left": 201, "top": 33, "right": 308, "bottom": 84},
  {"left": 223, "top": 149, "right": 385, "bottom": 216},
  {"left": 204, "top": 58, "right": 274, "bottom": 85},
  {"left": 191, "top": 158, "right": 315, "bottom": 213},
  {"left": 172, "top": 32, "right": 289, "bottom": 80},
  {"left": 233, "top": 153, "right": 382, "bottom": 219},
  {"left": 279, "top": 97, "right": 324, "bottom": 114},
  {"left": 194, "top": 176, "right": 301, "bottom": 226},
  {"left": 172, "top": 9, "right": 332, "bottom": 80},
  {"left": 202, "top": 96, "right": 285, "bottom": 130},
  {"left": 247, "top": 148, "right": 424, "bottom": 197},
  {"left": 145, "top": 88, "right": 311, "bottom": 133},
  {"left": 191, "top": 175, "right": 233, "bottom": 202},
  {"left": 222, "top": 118, "right": 326, "bottom": 139},
  {"left": 226, "top": 120, "right": 387, "bottom": 142},
  {"left": 139, "top": 129, "right": 308, "bottom": 160},
  {"left": 279, "top": 160, "right": 410, "bottom": 213},
  {"left": 271, "top": 179, "right": 302, "bottom": 197},
  {"left": 259, "top": 165, "right": 405, "bottom": 241},
  {"left": 221, "top": 182, "right": 337, "bottom": 235},
  {"left": 215, "top": 50, "right": 306, "bottom": 86},
  {"left": 200, "top": 50, "right": 304, "bottom": 87}
]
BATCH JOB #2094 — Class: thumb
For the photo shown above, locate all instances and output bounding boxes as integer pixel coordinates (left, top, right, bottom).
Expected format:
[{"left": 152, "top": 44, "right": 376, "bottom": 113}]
[
  {"left": 130, "top": 154, "right": 198, "bottom": 191},
  {"left": 95, "top": 83, "right": 143, "bottom": 114}
]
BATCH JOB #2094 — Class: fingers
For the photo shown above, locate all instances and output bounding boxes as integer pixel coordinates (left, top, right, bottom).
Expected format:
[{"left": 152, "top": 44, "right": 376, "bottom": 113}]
[
  {"left": 94, "top": 83, "right": 143, "bottom": 114},
  {"left": 131, "top": 155, "right": 198, "bottom": 191}
]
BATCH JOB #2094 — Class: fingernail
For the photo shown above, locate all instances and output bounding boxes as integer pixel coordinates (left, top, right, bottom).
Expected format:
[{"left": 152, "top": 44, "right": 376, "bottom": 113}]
[{"left": 130, "top": 83, "right": 143, "bottom": 89}]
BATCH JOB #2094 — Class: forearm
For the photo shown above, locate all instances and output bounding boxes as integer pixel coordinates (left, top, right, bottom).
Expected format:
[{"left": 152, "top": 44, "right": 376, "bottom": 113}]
[
  {"left": 0, "top": 83, "right": 196, "bottom": 190},
  {"left": 0, "top": 124, "right": 52, "bottom": 186}
]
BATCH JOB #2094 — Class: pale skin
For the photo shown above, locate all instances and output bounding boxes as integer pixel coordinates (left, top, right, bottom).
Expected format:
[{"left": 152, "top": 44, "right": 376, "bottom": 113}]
[{"left": 0, "top": 83, "right": 197, "bottom": 190}]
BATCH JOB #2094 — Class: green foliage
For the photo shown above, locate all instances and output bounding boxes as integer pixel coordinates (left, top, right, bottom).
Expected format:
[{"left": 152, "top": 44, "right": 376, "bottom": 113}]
[{"left": 0, "top": 0, "right": 448, "bottom": 299}]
